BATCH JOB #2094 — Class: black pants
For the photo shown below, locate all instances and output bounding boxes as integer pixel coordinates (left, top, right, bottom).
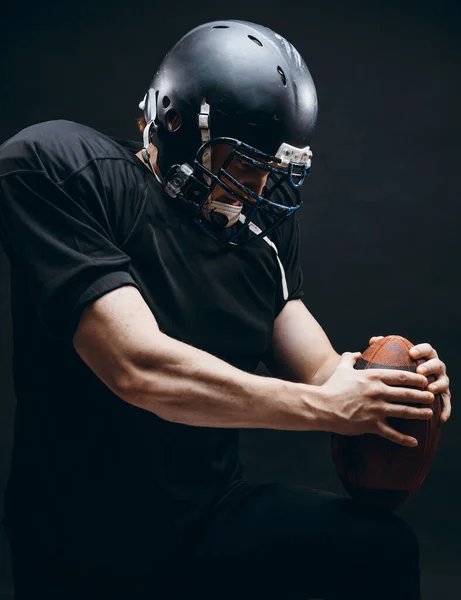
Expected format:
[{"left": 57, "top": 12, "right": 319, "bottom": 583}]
[{"left": 7, "top": 482, "right": 421, "bottom": 600}]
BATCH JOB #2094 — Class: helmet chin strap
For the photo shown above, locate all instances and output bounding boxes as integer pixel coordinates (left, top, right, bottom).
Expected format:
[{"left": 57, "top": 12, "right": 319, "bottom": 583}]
[
  {"left": 202, "top": 199, "right": 243, "bottom": 228},
  {"left": 198, "top": 99, "right": 243, "bottom": 228},
  {"left": 139, "top": 91, "right": 163, "bottom": 185},
  {"left": 139, "top": 93, "right": 243, "bottom": 227}
]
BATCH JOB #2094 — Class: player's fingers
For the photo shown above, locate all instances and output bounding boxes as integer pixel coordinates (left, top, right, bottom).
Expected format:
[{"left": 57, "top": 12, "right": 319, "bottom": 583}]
[
  {"left": 380, "top": 386, "right": 434, "bottom": 404},
  {"left": 417, "top": 358, "right": 445, "bottom": 377},
  {"left": 410, "top": 343, "right": 438, "bottom": 360},
  {"left": 339, "top": 351, "right": 362, "bottom": 367},
  {"left": 382, "top": 403, "right": 433, "bottom": 421},
  {"left": 368, "top": 369, "right": 428, "bottom": 389},
  {"left": 428, "top": 374, "right": 450, "bottom": 394},
  {"left": 375, "top": 421, "right": 418, "bottom": 447},
  {"left": 440, "top": 391, "right": 452, "bottom": 423},
  {"left": 369, "top": 336, "right": 385, "bottom": 345}
]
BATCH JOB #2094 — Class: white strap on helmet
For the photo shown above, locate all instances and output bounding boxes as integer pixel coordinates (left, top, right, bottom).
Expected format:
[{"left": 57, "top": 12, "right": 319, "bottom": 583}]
[
  {"left": 198, "top": 99, "right": 244, "bottom": 227},
  {"left": 139, "top": 89, "right": 158, "bottom": 149},
  {"left": 198, "top": 99, "right": 212, "bottom": 185},
  {"left": 138, "top": 89, "right": 163, "bottom": 184}
]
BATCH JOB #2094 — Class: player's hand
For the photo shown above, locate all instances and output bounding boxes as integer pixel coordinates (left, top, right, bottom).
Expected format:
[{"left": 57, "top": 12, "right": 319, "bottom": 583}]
[
  {"left": 320, "top": 352, "right": 434, "bottom": 447},
  {"left": 369, "top": 336, "right": 451, "bottom": 423}
]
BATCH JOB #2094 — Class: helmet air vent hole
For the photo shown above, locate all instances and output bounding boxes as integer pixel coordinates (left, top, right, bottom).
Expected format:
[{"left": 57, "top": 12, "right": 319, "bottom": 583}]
[
  {"left": 248, "top": 35, "right": 263, "bottom": 46},
  {"left": 277, "top": 66, "right": 287, "bottom": 86},
  {"left": 154, "top": 90, "right": 160, "bottom": 125},
  {"left": 212, "top": 25, "right": 229, "bottom": 29},
  {"left": 166, "top": 109, "right": 182, "bottom": 132},
  {"left": 162, "top": 96, "right": 171, "bottom": 109}
]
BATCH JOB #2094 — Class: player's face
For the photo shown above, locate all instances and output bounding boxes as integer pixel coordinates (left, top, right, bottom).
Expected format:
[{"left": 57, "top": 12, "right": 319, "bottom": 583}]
[{"left": 210, "top": 143, "right": 270, "bottom": 205}]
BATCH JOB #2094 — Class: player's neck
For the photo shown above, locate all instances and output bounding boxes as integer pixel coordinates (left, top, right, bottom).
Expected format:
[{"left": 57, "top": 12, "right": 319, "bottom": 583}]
[{"left": 135, "top": 143, "right": 163, "bottom": 184}]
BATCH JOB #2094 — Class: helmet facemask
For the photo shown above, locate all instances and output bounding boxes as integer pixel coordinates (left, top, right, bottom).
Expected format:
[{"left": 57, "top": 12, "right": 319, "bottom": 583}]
[{"left": 163, "top": 136, "right": 312, "bottom": 247}]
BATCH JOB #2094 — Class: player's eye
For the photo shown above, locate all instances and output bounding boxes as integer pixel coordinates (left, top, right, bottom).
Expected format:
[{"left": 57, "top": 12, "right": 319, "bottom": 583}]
[
  {"left": 234, "top": 158, "right": 249, "bottom": 170},
  {"left": 234, "top": 157, "right": 266, "bottom": 174}
]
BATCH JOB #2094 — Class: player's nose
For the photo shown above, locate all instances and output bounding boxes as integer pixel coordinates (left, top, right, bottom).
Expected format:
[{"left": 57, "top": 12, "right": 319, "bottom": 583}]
[{"left": 238, "top": 171, "right": 269, "bottom": 196}]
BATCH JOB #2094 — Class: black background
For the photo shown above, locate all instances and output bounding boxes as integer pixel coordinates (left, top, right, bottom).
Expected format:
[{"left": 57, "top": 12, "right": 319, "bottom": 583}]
[{"left": 1, "top": 0, "right": 460, "bottom": 598}]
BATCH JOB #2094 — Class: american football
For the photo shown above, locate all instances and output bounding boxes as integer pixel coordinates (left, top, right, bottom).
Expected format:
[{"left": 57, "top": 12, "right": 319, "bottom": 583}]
[{"left": 331, "top": 335, "right": 442, "bottom": 511}]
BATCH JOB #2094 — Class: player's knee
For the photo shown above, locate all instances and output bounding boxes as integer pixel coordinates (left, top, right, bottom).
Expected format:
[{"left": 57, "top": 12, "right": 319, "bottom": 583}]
[{"left": 385, "top": 513, "right": 420, "bottom": 559}]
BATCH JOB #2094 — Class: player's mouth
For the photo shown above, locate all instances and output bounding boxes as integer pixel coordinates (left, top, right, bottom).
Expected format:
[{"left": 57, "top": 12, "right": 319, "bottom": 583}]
[{"left": 220, "top": 196, "right": 243, "bottom": 206}]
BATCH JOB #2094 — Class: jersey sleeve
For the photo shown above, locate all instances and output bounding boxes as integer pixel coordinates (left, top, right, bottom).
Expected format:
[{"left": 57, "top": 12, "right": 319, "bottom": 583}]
[
  {"left": 0, "top": 169, "right": 143, "bottom": 341},
  {"left": 274, "top": 214, "right": 304, "bottom": 317}
]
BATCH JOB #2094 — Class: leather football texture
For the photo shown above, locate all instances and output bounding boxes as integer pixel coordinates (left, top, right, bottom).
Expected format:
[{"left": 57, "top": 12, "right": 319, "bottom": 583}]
[{"left": 331, "top": 335, "right": 442, "bottom": 511}]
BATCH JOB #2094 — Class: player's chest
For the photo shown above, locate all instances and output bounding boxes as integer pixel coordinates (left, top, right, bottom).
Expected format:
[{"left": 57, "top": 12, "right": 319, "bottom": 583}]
[{"left": 125, "top": 219, "right": 280, "bottom": 367}]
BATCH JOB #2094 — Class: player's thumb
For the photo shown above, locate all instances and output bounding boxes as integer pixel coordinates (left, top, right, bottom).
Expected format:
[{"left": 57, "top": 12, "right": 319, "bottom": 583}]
[{"left": 339, "top": 351, "right": 362, "bottom": 369}]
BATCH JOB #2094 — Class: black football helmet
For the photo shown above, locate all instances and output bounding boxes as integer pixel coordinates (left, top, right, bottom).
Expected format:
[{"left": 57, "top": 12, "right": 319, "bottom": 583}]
[{"left": 139, "top": 20, "right": 318, "bottom": 247}]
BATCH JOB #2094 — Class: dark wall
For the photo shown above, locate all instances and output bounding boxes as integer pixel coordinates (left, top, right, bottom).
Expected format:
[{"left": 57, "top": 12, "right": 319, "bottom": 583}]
[{"left": 1, "top": 1, "right": 460, "bottom": 598}]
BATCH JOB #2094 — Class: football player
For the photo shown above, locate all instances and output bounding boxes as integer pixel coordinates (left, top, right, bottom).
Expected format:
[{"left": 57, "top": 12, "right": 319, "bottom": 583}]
[{"left": 0, "top": 19, "right": 450, "bottom": 599}]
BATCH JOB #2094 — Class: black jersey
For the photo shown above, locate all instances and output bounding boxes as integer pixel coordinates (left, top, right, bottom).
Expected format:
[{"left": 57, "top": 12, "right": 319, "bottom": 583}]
[{"left": 0, "top": 120, "right": 304, "bottom": 572}]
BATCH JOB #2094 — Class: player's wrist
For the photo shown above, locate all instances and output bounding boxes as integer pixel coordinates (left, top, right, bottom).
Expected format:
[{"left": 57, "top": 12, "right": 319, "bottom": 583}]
[
  {"left": 300, "top": 383, "right": 336, "bottom": 432},
  {"left": 270, "top": 378, "right": 333, "bottom": 432}
]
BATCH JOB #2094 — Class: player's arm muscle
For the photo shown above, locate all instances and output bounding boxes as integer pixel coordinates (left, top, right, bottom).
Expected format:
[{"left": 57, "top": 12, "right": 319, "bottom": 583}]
[
  {"left": 73, "top": 286, "right": 325, "bottom": 430},
  {"left": 265, "top": 299, "right": 341, "bottom": 386},
  {"left": 73, "top": 285, "right": 162, "bottom": 396}
]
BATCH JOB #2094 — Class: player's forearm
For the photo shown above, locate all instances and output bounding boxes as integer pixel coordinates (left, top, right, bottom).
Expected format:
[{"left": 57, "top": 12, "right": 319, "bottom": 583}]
[{"left": 118, "top": 332, "right": 325, "bottom": 431}]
